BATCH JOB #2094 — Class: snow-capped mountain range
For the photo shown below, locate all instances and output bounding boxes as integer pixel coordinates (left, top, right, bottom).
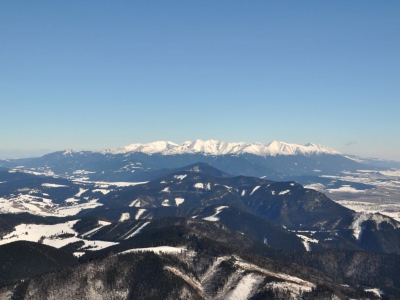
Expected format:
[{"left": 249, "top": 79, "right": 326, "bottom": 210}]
[
  {"left": 102, "top": 139, "right": 341, "bottom": 157},
  {"left": 1, "top": 139, "right": 391, "bottom": 183}
]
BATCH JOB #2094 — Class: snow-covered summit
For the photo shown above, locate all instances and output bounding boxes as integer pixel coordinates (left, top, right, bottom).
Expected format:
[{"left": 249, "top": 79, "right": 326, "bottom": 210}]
[
  {"left": 103, "top": 140, "right": 340, "bottom": 157},
  {"left": 108, "top": 141, "right": 179, "bottom": 155}
]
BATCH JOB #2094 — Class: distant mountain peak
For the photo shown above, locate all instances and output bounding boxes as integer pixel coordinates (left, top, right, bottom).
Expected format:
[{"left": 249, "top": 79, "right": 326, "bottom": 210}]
[{"left": 102, "top": 139, "right": 341, "bottom": 157}]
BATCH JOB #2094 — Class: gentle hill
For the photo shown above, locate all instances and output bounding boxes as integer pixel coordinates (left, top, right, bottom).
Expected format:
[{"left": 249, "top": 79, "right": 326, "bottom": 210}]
[{"left": 0, "top": 241, "right": 77, "bottom": 287}]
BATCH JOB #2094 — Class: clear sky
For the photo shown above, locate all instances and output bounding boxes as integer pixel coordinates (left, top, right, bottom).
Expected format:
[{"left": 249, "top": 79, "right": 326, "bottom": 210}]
[{"left": 1, "top": 1, "right": 399, "bottom": 160}]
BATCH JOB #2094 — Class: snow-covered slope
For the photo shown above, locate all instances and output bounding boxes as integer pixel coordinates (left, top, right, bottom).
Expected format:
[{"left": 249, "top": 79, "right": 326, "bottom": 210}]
[{"left": 103, "top": 139, "right": 340, "bottom": 157}]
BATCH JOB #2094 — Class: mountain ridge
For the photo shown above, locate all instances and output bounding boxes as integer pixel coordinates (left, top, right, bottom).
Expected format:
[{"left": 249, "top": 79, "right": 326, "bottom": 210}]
[{"left": 101, "top": 139, "right": 341, "bottom": 157}]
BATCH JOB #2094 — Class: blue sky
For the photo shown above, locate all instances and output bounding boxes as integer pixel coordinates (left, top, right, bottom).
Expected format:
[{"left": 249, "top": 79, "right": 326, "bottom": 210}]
[{"left": 1, "top": 1, "right": 399, "bottom": 160}]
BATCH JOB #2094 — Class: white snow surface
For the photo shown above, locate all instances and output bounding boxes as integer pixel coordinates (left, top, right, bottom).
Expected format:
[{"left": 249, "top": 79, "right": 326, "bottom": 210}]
[
  {"left": 81, "top": 220, "right": 111, "bottom": 237},
  {"left": 296, "top": 234, "right": 319, "bottom": 251},
  {"left": 204, "top": 206, "right": 229, "bottom": 221},
  {"left": 92, "top": 189, "right": 110, "bottom": 194},
  {"left": 234, "top": 259, "right": 314, "bottom": 288},
  {"left": 194, "top": 183, "right": 204, "bottom": 189},
  {"left": 92, "top": 189, "right": 110, "bottom": 195},
  {"left": 81, "top": 226, "right": 103, "bottom": 238},
  {"left": 56, "top": 200, "right": 102, "bottom": 216},
  {"left": 74, "top": 188, "right": 88, "bottom": 197},
  {"left": 227, "top": 273, "right": 260, "bottom": 300},
  {"left": 279, "top": 190, "right": 290, "bottom": 195},
  {"left": 119, "top": 212, "right": 130, "bottom": 222},
  {"left": 175, "top": 197, "right": 185, "bottom": 206},
  {"left": 135, "top": 209, "right": 146, "bottom": 220},
  {"left": 174, "top": 174, "right": 187, "bottom": 180},
  {"left": 42, "top": 183, "right": 68, "bottom": 188},
  {"left": 161, "top": 187, "right": 170, "bottom": 193},
  {"left": 197, "top": 255, "right": 314, "bottom": 299},
  {"left": 0, "top": 196, "right": 102, "bottom": 217},
  {"left": 129, "top": 199, "right": 141, "bottom": 207},
  {"left": 162, "top": 199, "right": 171, "bottom": 206},
  {"left": 335, "top": 200, "right": 400, "bottom": 222},
  {"left": 304, "top": 183, "right": 325, "bottom": 192},
  {"left": 0, "top": 220, "right": 118, "bottom": 250},
  {"left": 326, "top": 185, "right": 365, "bottom": 194},
  {"left": 119, "top": 246, "right": 184, "bottom": 255},
  {"left": 250, "top": 186, "right": 260, "bottom": 195},
  {"left": 364, "top": 288, "right": 383, "bottom": 298},
  {"left": 266, "top": 281, "right": 313, "bottom": 299},
  {"left": 72, "top": 180, "right": 147, "bottom": 187},
  {"left": 380, "top": 170, "right": 400, "bottom": 177},
  {"left": 344, "top": 155, "right": 364, "bottom": 163},
  {"left": 99, "top": 220, "right": 111, "bottom": 226},
  {"left": 123, "top": 222, "right": 150, "bottom": 239},
  {"left": 103, "top": 139, "right": 340, "bottom": 157},
  {"left": 350, "top": 213, "right": 400, "bottom": 240}
]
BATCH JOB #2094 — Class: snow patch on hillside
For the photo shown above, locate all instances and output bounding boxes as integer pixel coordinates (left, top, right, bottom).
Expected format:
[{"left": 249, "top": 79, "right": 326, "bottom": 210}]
[
  {"left": 250, "top": 186, "right": 260, "bottom": 195},
  {"left": 175, "top": 198, "right": 185, "bottom": 206},
  {"left": 350, "top": 213, "right": 399, "bottom": 240},
  {"left": 99, "top": 220, "right": 111, "bottom": 226},
  {"left": 135, "top": 209, "right": 146, "bottom": 220},
  {"left": 304, "top": 183, "right": 325, "bottom": 192},
  {"left": 81, "top": 220, "right": 111, "bottom": 238},
  {"left": 227, "top": 273, "right": 260, "bottom": 300},
  {"left": 266, "top": 281, "right": 313, "bottom": 299},
  {"left": 129, "top": 199, "right": 141, "bottom": 207},
  {"left": 364, "top": 288, "right": 383, "bottom": 298},
  {"left": 350, "top": 213, "right": 400, "bottom": 240},
  {"left": 124, "top": 222, "right": 150, "bottom": 239},
  {"left": 162, "top": 199, "right": 171, "bottom": 206},
  {"left": 42, "top": 183, "right": 68, "bottom": 188},
  {"left": 234, "top": 259, "right": 314, "bottom": 288},
  {"left": 92, "top": 189, "right": 110, "bottom": 194},
  {"left": 75, "top": 188, "right": 88, "bottom": 197},
  {"left": 119, "top": 213, "right": 130, "bottom": 222},
  {"left": 120, "top": 246, "right": 185, "bottom": 255},
  {"left": 297, "top": 234, "right": 319, "bottom": 251},
  {"left": 204, "top": 206, "right": 229, "bottom": 221}
]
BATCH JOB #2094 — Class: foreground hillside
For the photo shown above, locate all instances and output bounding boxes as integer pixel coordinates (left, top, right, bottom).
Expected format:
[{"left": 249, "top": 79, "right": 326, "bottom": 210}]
[
  {"left": 0, "top": 218, "right": 383, "bottom": 299},
  {"left": 0, "top": 162, "right": 399, "bottom": 299}
]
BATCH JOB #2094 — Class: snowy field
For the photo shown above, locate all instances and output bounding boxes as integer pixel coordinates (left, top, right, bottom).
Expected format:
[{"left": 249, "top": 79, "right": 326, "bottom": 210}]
[
  {"left": 0, "top": 195, "right": 103, "bottom": 217},
  {"left": 119, "top": 246, "right": 185, "bottom": 255},
  {"left": 335, "top": 200, "right": 400, "bottom": 222},
  {"left": 0, "top": 219, "right": 118, "bottom": 251},
  {"left": 0, "top": 175, "right": 147, "bottom": 217},
  {"left": 305, "top": 169, "right": 400, "bottom": 222}
]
